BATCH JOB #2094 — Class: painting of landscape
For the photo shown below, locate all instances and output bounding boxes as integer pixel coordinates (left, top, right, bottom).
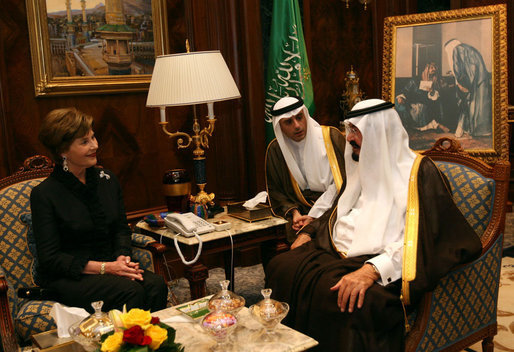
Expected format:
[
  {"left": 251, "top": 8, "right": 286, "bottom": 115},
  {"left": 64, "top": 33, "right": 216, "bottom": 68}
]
[{"left": 46, "top": 0, "right": 156, "bottom": 77}]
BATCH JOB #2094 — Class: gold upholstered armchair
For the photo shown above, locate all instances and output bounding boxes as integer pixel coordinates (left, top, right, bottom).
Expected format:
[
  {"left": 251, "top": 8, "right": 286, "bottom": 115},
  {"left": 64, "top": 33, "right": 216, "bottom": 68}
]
[
  {"left": 404, "top": 138, "right": 509, "bottom": 352},
  {"left": 0, "top": 156, "right": 168, "bottom": 352}
]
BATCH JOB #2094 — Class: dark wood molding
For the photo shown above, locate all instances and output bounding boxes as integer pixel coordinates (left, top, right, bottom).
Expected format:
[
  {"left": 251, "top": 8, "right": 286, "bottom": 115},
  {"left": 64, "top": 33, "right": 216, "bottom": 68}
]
[
  {"left": 0, "top": 5, "right": 17, "bottom": 177},
  {"left": 239, "top": 0, "right": 266, "bottom": 195}
]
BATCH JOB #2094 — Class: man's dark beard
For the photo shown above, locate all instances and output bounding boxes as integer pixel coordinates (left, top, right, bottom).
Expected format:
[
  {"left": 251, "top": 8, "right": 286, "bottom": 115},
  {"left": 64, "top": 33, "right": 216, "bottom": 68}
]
[{"left": 350, "top": 140, "right": 360, "bottom": 161}]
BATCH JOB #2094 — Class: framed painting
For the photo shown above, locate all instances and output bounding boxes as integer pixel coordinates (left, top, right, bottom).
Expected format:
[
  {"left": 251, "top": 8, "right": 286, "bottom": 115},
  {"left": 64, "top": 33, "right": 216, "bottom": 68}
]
[
  {"left": 26, "top": 0, "right": 169, "bottom": 96},
  {"left": 382, "top": 4, "right": 508, "bottom": 162}
]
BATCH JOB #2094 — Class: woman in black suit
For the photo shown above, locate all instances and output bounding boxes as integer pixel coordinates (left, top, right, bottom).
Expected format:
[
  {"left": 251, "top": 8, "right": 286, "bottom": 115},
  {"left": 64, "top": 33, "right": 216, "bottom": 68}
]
[{"left": 31, "top": 108, "right": 167, "bottom": 312}]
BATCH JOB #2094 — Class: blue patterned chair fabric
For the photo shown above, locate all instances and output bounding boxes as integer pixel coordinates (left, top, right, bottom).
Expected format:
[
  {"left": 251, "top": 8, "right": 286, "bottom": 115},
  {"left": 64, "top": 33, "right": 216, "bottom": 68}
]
[
  {"left": 0, "top": 178, "right": 54, "bottom": 343},
  {"left": 131, "top": 233, "right": 157, "bottom": 273},
  {"left": 435, "top": 161, "right": 494, "bottom": 238},
  {"left": 414, "top": 235, "right": 502, "bottom": 351},
  {"left": 0, "top": 158, "right": 160, "bottom": 349},
  {"left": 405, "top": 139, "right": 509, "bottom": 352}
]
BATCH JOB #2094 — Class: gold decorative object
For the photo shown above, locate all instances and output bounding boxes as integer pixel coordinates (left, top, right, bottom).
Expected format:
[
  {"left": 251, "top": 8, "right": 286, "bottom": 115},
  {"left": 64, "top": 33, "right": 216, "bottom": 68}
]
[
  {"left": 157, "top": 105, "right": 215, "bottom": 206},
  {"left": 342, "top": 0, "right": 372, "bottom": 10},
  {"left": 146, "top": 40, "right": 241, "bottom": 207},
  {"left": 340, "top": 66, "right": 365, "bottom": 121}
]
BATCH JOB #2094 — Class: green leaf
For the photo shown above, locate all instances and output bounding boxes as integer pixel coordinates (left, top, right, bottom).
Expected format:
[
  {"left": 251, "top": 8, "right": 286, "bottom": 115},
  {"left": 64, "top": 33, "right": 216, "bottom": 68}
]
[
  {"left": 100, "top": 331, "right": 114, "bottom": 343},
  {"left": 129, "top": 346, "right": 149, "bottom": 352},
  {"left": 119, "top": 344, "right": 132, "bottom": 352}
]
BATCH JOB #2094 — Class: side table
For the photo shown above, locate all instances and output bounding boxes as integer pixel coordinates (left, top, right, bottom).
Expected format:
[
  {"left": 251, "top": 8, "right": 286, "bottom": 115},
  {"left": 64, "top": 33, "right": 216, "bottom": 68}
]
[{"left": 136, "top": 212, "right": 288, "bottom": 299}]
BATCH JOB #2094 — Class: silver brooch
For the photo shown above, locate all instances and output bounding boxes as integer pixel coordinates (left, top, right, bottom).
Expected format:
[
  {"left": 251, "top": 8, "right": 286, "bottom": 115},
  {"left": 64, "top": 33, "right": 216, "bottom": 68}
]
[{"left": 99, "top": 170, "right": 111, "bottom": 180}]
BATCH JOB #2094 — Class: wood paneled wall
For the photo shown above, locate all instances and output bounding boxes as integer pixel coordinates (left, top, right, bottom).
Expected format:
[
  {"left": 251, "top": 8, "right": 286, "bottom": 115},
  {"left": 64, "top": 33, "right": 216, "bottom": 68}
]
[
  {"left": 0, "top": 0, "right": 512, "bottom": 215},
  {"left": 0, "top": 0, "right": 266, "bottom": 215}
]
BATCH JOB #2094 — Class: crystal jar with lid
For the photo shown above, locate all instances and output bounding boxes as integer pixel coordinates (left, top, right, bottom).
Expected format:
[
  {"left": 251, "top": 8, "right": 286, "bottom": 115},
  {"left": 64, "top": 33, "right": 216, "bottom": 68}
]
[
  {"left": 201, "top": 310, "right": 238, "bottom": 351},
  {"left": 68, "top": 301, "right": 114, "bottom": 351},
  {"left": 249, "top": 288, "right": 289, "bottom": 341},
  {"left": 208, "top": 280, "right": 245, "bottom": 314}
]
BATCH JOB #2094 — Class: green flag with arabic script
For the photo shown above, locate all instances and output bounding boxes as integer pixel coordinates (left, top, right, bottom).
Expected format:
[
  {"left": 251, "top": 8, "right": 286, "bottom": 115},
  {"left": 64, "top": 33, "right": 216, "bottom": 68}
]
[{"left": 264, "top": 0, "right": 315, "bottom": 145}]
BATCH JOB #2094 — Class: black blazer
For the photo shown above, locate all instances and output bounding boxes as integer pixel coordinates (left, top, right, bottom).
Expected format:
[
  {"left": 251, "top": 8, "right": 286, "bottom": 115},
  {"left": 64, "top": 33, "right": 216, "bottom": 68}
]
[{"left": 30, "top": 166, "right": 132, "bottom": 284}]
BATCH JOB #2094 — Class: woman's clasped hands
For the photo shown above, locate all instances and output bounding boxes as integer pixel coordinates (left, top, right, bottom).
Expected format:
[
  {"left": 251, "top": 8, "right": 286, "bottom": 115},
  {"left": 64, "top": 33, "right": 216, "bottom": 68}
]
[{"left": 108, "top": 255, "right": 144, "bottom": 281}]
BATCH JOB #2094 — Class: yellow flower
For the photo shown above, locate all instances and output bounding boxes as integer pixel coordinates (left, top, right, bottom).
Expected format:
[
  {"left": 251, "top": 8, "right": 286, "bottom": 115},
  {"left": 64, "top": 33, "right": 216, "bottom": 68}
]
[
  {"left": 109, "top": 309, "right": 124, "bottom": 332},
  {"left": 145, "top": 325, "right": 168, "bottom": 350},
  {"left": 121, "top": 308, "right": 152, "bottom": 329},
  {"left": 100, "top": 332, "right": 123, "bottom": 352}
]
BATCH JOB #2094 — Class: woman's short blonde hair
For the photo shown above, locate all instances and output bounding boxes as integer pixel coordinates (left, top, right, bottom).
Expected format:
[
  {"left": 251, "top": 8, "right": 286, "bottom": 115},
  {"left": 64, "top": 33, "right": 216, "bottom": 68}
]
[{"left": 39, "top": 108, "right": 94, "bottom": 163}]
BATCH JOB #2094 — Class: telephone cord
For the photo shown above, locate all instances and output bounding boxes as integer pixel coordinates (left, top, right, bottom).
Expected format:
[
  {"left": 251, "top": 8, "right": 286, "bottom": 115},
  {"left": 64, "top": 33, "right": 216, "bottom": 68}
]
[
  {"left": 225, "top": 230, "right": 234, "bottom": 284},
  {"left": 173, "top": 231, "right": 203, "bottom": 265},
  {"left": 158, "top": 227, "right": 234, "bottom": 285}
]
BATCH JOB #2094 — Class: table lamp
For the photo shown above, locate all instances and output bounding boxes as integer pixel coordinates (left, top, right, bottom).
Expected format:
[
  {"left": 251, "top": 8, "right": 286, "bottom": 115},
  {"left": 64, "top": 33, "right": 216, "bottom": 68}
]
[{"left": 146, "top": 46, "right": 241, "bottom": 209}]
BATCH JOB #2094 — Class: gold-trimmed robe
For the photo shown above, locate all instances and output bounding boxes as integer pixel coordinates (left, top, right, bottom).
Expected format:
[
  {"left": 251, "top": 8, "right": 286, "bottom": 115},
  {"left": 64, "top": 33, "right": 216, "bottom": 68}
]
[
  {"left": 265, "top": 157, "right": 481, "bottom": 351},
  {"left": 265, "top": 126, "right": 346, "bottom": 243}
]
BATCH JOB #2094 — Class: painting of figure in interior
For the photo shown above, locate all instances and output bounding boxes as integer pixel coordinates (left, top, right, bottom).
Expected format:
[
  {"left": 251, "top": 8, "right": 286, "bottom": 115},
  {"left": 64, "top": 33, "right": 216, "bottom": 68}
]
[
  {"left": 394, "top": 18, "right": 493, "bottom": 151},
  {"left": 46, "top": 0, "right": 155, "bottom": 77}
]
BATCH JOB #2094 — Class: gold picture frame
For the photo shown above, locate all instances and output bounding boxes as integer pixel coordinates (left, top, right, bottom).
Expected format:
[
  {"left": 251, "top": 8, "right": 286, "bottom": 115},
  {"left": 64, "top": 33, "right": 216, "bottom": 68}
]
[
  {"left": 382, "top": 4, "right": 508, "bottom": 163},
  {"left": 26, "top": 0, "right": 169, "bottom": 96}
]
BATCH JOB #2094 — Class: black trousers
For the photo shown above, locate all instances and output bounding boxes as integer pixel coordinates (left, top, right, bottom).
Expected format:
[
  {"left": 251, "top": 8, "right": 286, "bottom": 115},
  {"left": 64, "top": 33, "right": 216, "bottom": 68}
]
[{"left": 47, "top": 270, "right": 168, "bottom": 312}]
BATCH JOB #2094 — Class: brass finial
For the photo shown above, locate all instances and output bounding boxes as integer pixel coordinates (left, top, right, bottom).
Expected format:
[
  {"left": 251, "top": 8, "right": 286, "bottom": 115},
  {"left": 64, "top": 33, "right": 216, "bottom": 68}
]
[{"left": 186, "top": 39, "right": 190, "bottom": 53}]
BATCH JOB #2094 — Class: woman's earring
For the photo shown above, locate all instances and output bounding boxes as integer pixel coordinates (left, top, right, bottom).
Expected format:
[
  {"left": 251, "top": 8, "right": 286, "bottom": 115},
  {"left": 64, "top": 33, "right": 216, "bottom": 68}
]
[{"left": 62, "top": 156, "right": 69, "bottom": 172}]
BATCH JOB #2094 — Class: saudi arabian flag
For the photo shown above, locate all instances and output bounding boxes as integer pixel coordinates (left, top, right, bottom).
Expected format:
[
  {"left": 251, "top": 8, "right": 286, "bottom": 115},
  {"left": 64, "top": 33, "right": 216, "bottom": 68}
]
[{"left": 264, "top": 0, "right": 315, "bottom": 145}]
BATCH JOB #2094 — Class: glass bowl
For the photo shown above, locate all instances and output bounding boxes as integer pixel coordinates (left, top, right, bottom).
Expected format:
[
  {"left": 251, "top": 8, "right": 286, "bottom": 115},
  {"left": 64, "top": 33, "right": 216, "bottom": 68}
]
[
  {"left": 208, "top": 280, "right": 245, "bottom": 315},
  {"left": 200, "top": 310, "right": 238, "bottom": 351},
  {"left": 249, "top": 288, "right": 289, "bottom": 341},
  {"left": 68, "top": 301, "right": 113, "bottom": 352}
]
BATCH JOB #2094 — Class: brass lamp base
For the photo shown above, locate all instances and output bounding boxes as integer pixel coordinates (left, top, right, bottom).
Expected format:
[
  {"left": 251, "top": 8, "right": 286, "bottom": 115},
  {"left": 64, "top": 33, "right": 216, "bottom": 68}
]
[{"left": 190, "top": 184, "right": 215, "bottom": 206}]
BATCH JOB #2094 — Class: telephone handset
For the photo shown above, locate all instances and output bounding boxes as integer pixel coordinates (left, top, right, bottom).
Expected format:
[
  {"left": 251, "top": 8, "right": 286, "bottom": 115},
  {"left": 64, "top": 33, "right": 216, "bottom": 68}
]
[
  {"left": 164, "top": 212, "right": 215, "bottom": 266},
  {"left": 164, "top": 212, "right": 215, "bottom": 237}
]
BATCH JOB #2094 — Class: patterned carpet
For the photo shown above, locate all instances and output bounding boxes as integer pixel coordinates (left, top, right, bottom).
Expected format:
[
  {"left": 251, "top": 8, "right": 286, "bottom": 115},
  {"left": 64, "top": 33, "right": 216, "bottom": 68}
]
[
  {"left": 170, "top": 213, "right": 514, "bottom": 350},
  {"left": 170, "top": 265, "right": 266, "bottom": 307}
]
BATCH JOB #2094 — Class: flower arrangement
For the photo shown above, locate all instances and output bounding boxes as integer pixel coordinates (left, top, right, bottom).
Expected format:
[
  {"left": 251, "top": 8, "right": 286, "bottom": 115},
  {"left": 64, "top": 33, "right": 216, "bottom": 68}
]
[{"left": 99, "top": 308, "right": 183, "bottom": 352}]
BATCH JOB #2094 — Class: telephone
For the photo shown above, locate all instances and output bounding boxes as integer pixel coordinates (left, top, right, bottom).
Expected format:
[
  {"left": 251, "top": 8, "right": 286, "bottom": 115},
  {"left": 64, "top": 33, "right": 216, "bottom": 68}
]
[{"left": 164, "top": 212, "right": 215, "bottom": 237}]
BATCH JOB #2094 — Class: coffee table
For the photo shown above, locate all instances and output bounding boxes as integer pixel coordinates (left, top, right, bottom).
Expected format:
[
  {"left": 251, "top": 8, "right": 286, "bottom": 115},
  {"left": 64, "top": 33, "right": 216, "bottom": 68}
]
[
  {"left": 136, "top": 211, "right": 288, "bottom": 299},
  {"left": 153, "top": 297, "right": 318, "bottom": 351}
]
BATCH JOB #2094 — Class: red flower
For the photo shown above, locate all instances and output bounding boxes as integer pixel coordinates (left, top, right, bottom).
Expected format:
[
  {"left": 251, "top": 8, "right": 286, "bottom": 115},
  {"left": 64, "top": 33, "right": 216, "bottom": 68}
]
[
  {"left": 123, "top": 325, "right": 152, "bottom": 346},
  {"left": 150, "top": 317, "right": 160, "bottom": 325}
]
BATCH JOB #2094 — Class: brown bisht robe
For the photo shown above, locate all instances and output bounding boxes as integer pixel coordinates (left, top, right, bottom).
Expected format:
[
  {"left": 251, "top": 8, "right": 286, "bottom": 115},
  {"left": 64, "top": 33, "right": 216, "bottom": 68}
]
[
  {"left": 265, "top": 157, "right": 482, "bottom": 351},
  {"left": 265, "top": 126, "right": 346, "bottom": 243}
]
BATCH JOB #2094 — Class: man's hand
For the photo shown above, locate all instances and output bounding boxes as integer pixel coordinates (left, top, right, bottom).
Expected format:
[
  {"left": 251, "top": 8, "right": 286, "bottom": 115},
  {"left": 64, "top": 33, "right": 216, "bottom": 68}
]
[
  {"left": 291, "top": 209, "right": 303, "bottom": 230},
  {"left": 290, "top": 233, "right": 311, "bottom": 250},
  {"left": 329, "top": 264, "right": 379, "bottom": 313},
  {"left": 294, "top": 215, "right": 314, "bottom": 230}
]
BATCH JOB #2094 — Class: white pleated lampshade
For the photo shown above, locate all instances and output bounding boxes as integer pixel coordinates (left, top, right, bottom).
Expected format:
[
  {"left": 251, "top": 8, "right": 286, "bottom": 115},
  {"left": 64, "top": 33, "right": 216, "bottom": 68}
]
[{"left": 146, "top": 51, "right": 241, "bottom": 107}]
